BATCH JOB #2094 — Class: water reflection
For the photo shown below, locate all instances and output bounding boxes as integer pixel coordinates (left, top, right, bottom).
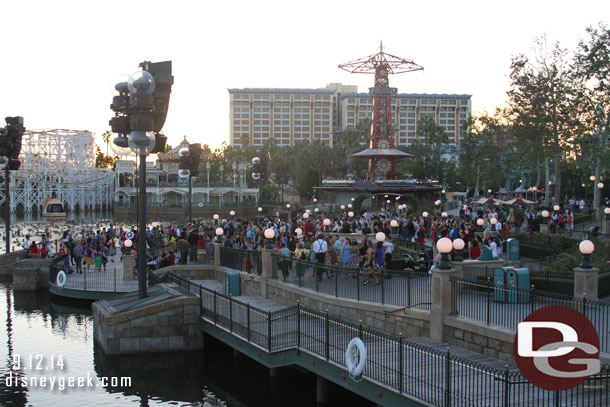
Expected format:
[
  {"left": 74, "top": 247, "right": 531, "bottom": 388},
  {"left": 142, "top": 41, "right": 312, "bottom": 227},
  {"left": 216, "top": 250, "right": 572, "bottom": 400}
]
[{"left": 0, "top": 280, "right": 372, "bottom": 406}]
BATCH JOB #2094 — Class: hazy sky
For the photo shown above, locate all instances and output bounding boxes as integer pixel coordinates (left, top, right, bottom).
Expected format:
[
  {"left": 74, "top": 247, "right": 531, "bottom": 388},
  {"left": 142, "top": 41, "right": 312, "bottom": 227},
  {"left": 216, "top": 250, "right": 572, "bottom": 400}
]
[{"left": 1, "top": 0, "right": 608, "bottom": 151}]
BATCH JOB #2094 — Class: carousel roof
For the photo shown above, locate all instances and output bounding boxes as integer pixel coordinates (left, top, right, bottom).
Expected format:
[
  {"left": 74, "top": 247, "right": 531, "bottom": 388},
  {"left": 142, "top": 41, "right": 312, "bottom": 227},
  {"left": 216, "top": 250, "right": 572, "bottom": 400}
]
[{"left": 157, "top": 136, "right": 191, "bottom": 162}]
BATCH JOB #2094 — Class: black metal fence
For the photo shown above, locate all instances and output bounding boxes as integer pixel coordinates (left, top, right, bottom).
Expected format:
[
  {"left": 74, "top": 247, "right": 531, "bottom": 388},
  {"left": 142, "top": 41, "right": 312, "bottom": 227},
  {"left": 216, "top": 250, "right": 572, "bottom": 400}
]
[
  {"left": 198, "top": 283, "right": 610, "bottom": 407},
  {"left": 270, "top": 253, "right": 431, "bottom": 309},
  {"left": 49, "top": 254, "right": 125, "bottom": 292},
  {"left": 450, "top": 276, "right": 610, "bottom": 354},
  {"left": 461, "top": 265, "right": 576, "bottom": 296},
  {"left": 219, "top": 246, "right": 261, "bottom": 274}
]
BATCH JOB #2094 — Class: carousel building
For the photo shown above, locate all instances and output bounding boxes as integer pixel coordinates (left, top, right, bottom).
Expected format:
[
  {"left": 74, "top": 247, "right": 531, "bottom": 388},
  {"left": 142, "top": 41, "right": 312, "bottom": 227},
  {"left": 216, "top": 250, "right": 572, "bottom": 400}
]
[{"left": 113, "top": 137, "right": 259, "bottom": 209}]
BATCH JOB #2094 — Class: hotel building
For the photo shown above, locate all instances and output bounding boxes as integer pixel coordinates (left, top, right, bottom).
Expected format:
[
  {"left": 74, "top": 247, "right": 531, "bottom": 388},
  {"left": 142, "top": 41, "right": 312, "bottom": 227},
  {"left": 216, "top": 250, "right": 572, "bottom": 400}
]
[{"left": 228, "top": 84, "right": 471, "bottom": 148}]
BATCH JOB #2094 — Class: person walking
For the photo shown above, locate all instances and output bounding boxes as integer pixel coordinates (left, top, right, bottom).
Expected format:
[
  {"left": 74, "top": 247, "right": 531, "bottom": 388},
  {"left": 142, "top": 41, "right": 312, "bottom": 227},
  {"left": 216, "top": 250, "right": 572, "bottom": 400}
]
[
  {"left": 73, "top": 243, "right": 83, "bottom": 274},
  {"left": 294, "top": 242, "right": 309, "bottom": 279},
  {"left": 312, "top": 234, "right": 328, "bottom": 281}
]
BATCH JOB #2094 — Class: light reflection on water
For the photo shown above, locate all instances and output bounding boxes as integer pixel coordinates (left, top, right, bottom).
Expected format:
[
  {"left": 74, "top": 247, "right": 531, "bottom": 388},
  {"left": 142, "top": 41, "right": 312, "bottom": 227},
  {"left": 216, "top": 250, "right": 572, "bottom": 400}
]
[{"left": 0, "top": 281, "right": 226, "bottom": 407}]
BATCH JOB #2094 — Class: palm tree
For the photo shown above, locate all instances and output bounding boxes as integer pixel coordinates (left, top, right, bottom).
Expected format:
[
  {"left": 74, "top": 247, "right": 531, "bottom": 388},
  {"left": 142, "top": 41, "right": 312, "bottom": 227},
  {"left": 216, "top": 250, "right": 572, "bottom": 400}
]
[{"left": 101, "top": 131, "right": 112, "bottom": 156}]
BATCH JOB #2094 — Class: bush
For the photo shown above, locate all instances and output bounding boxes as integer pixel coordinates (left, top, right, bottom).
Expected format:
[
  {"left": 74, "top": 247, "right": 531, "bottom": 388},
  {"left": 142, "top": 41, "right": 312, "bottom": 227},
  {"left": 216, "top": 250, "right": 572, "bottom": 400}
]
[{"left": 573, "top": 213, "right": 592, "bottom": 224}]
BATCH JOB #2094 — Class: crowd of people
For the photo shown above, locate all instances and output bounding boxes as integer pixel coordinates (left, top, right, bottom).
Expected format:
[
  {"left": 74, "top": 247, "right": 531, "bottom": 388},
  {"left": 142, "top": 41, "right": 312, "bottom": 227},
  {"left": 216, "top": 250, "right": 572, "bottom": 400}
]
[{"left": 20, "top": 194, "right": 608, "bottom": 280}]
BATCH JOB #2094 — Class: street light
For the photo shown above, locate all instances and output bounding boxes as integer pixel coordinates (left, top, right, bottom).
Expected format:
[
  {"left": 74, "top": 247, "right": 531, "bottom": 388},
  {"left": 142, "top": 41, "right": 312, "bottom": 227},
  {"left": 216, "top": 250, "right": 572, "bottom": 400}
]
[
  {"left": 605, "top": 207, "right": 610, "bottom": 220},
  {"left": 348, "top": 211, "right": 354, "bottom": 218},
  {"left": 252, "top": 157, "right": 261, "bottom": 207},
  {"left": 375, "top": 232, "right": 386, "bottom": 242},
  {"left": 340, "top": 205, "right": 345, "bottom": 210},
  {"left": 590, "top": 175, "right": 596, "bottom": 181},
  {"left": 553, "top": 205, "right": 560, "bottom": 212},
  {"left": 434, "top": 200, "right": 441, "bottom": 206},
  {"left": 578, "top": 240, "right": 594, "bottom": 269},
  {"left": 206, "top": 161, "right": 211, "bottom": 203},
  {"left": 441, "top": 212, "right": 448, "bottom": 218},
  {"left": 347, "top": 204, "right": 352, "bottom": 209},
  {"left": 295, "top": 227, "right": 303, "bottom": 235},
  {"left": 229, "top": 210, "right": 235, "bottom": 217},
  {"left": 598, "top": 182, "right": 604, "bottom": 189},
  {"left": 303, "top": 212, "right": 310, "bottom": 219},
  {"left": 453, "top": 238, "right": 465, "bottom": 261},
  {"left": 436, "top": 238, "right": 453, "bottom": 270},
  {"left": 422, "top": 211, "right": 429, "bottom": 218},
  {"left": 286, "top": 203, "right": 291, "bottom": 209},
  {"left": 490, "top": 217, "right": 498, "bottom": 231},
  {"left": 390, "top": 220, "right": 398, "bottom": 228},
  {"left": 215, "top": 227, "right": 224, "bottom": 244},
  {"left": 264, "top": 228, "right": 275, "bottom": 249}
]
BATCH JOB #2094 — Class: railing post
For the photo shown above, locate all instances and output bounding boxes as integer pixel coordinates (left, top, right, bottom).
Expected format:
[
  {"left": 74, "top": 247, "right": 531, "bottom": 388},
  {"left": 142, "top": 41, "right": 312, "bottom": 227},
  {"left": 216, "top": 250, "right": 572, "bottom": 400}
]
[
  {"left": 84, "top": 266, "right": 87, "bottom": 291},
  {"left": 229, "top": 294, "right": 233, "bottom": 332},
  {"left": 503, "top": 364, "right": 510, "bottom": 407},
  {"left": 486, "top": 277, "right": 491, "bottom": 325},
  {"left": 113, "top": 267, "right": 117, "bottom": 292},
  {"left": 213, "top": 290, "right": 217, "bottom": 325},
  {"left": 199, "top": 286, "right": 203, "bottom": 315},
  {"left": 335, "top": 265, "right": 338, "bottom": 298},
  {"left": 267, "top": 309, "right": 272, "bottom": 351},
  {"left": 358, "top": 320, "right": 363, "bottom": 339},
  {"left": 445, "top": 347, "right": 451, "bottom": 407},
  {"left": 247, "top": 302, "right": 251, "bottom": 342},
  {"left": 407, "top": 273, "right": 412, "bottom": 308},
  {"left": 381, "top": 272, "right": 385, "bottom": 305},
  {"left": 530, "top": 284, "right": 535, "bottom": 314},
  {"left": 325, "top": 309, "right": 330, "bottom": 361},
  {"left": 296, "top": 301, "right": 301, "bottom": 354},
  {"left": 357, "top": 272, "right": 360, "bottom": 301},
  {"left": 399, "top": 333, "right": 404, "bottom": 394}
]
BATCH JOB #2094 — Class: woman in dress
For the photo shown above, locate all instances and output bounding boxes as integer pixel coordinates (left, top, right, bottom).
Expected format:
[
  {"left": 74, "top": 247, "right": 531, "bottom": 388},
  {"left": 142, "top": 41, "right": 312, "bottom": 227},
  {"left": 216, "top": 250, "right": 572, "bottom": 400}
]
[{"left": 294, "top": 242, "right": 309, "bottom": 279}]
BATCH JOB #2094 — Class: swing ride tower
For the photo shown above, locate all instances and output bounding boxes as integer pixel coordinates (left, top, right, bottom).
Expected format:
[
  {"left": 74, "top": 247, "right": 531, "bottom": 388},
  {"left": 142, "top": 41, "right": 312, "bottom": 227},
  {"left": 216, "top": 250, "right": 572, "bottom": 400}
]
[{"left": 339, "top": 43, "right": 423, "bottom": 180}]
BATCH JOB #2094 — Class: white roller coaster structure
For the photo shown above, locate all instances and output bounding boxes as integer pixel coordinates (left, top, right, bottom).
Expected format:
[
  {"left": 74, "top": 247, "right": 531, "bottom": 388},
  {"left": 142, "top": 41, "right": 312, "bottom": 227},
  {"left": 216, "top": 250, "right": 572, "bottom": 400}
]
[{"left": 0, "top": 129, "right": 114, "bottom": 213}]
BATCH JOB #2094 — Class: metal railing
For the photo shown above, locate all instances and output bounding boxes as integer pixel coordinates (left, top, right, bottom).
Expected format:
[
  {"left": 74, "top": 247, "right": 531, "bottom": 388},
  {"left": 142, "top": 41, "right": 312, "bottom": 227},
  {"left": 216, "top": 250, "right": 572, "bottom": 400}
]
[
  {"left": 270, "top": 253, "right": 431, "bottom": 309},
  {"left": 198, "top": 284, "right": 610, "bottom": 407},
  {"left": 219, "top": 246, "right": 261, "bottom": 274},
  {"left": 450, "top": 276, "right": 610, "bottom": 353},
  {"left": 49, "top": 254, "right": 124, "bottom": 292}
]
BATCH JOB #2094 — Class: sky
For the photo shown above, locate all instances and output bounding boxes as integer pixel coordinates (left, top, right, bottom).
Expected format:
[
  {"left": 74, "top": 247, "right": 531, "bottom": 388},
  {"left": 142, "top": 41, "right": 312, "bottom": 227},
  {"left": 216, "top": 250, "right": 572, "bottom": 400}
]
[{"left": 1, "top": 0, "right": 609, "bottom": 152}]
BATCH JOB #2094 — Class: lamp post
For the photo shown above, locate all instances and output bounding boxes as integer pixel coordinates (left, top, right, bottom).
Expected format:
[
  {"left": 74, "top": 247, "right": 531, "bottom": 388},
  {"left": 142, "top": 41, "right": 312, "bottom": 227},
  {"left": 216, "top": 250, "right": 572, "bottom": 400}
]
[
  {"left": 436, "top": 237, "right": 453, "bottom": 270},
  {"left": 605, "top": 207, "right": 610, "bottom": 220},
  {"left": 390, "top": 219, "right": 398, "bottom": 236},
  {"left": 232, "top": 161, "right": 237, "bottom": 192},
  {"left": 476, "top": 217, "right": 484, "bottom": 232},
  {"left": 264, "top": 228, "right": 275, "bottom": 249},
  {"left": 215, "top": 227, "right": 224, "bottom": 244},
  {"left": 453, "top": 238, "right": 465, "bottom": 262},
  {"left": 252, "top": 157, "right": 261, "bottom": 207},
  {"left": 375, "top": 232, "right": 386, "bottom": 242},
  {"left": 579, "top": 239, "right": 594, "bottom": 269},
  {"left": 206, "top": 161, "right": 211, "bottom": 203}
]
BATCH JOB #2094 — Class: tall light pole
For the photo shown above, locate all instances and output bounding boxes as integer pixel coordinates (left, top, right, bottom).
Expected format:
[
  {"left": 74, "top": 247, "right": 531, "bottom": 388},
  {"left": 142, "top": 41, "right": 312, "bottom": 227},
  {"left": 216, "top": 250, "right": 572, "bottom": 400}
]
[
  {"left": 252, "top": 157, "right": 261, "bottom": 207},
  {"left": 206, "top": 161, "right": 211, "bottom": 203},
  {"left": 232, "top": 161, "right": 237, "bottom": 199},
  {"left": 109, "top": 61, "right": 173, "bottom": 299}
]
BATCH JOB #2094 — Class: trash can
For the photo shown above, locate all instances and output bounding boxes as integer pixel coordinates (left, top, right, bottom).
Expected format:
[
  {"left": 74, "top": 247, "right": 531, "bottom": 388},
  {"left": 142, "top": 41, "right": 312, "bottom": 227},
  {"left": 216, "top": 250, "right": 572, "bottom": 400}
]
[
  {"left": 493, "top": 267, "right": 515, "bottom": 302},
  {"left": 506, "top": 238, "right": 520, "bottom": 262},
  {"left": 224, "top": 270, "right": 240, "bottom": 297}
]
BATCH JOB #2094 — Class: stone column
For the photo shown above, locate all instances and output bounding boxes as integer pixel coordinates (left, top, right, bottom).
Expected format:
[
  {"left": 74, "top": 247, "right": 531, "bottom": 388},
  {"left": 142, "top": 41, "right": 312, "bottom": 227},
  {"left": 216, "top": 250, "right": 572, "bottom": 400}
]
[
  {"left": 123, "top": 254, "right": 134, "bottom": 281},
  {"left": 539, "top": 223, "right": 549, "bottom": 234},
  {"left": 573, "top": 267, "right": 598, "bottom": 301},
  {"left": 214, "top": 243, "right": 221, "bottom": 267},
  {"left": 602, "top": 219, "right": 610, "bottom": 235},
  {"left": 316, "top": 375, "right": 329, "bottom": 405},
  {"left": 261, "top": 248, "right": 273, "bottom": 298},
  {"left": 430, "top": 267, "right": 458, "bottom": 342}
]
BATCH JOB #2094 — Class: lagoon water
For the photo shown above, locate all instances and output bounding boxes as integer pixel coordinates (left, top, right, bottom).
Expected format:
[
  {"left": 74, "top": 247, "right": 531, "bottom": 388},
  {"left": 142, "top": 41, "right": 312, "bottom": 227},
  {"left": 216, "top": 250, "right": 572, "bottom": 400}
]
[{"left": 0, "top": 215, "right": 371, "bottom": 407}]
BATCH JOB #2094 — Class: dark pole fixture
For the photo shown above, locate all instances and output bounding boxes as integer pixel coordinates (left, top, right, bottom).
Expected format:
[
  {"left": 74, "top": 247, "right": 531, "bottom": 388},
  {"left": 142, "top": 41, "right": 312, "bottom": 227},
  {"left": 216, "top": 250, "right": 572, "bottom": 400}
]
[
  {"left": 0, "top": 116, "right": 25, "bottom": 254},
  {"left": 109, "top": 61, "right": 174, "bottom": 299}
]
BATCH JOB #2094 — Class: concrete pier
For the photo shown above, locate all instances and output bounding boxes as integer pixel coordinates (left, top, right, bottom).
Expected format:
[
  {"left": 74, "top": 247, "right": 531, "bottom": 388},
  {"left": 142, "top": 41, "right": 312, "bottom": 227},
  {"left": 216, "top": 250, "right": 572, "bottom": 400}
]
[{"left": 93, "top": 283, "right": 202, "bottom": 354}]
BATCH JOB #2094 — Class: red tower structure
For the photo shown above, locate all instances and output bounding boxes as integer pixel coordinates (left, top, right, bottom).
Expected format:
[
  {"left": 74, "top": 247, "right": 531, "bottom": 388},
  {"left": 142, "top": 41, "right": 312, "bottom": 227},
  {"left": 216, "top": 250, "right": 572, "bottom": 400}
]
[{"left": 339, "top": 43, "right": 423, "bottom": 180}]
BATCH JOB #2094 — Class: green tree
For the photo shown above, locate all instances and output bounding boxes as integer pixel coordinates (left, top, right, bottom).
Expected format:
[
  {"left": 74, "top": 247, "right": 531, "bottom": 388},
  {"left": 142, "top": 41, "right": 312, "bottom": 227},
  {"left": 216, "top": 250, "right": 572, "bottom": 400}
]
[
  {"left": 573, "top": 22, "right": 610, "bottom": 215},
  {"left": 95, "top": 146, "right": 115, "bottom": 168},
  {"left": 507, "top": 38, "right": 577, "bottom": 205}
]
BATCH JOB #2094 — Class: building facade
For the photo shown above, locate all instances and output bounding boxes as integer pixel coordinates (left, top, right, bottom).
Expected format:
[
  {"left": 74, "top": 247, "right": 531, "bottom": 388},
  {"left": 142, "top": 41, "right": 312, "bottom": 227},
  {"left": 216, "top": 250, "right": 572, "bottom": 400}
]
[{"left": 229, "top": 84, "right": 471, "bottom": 148}]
